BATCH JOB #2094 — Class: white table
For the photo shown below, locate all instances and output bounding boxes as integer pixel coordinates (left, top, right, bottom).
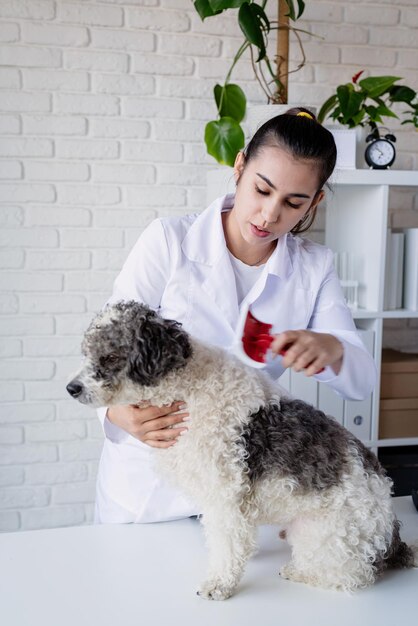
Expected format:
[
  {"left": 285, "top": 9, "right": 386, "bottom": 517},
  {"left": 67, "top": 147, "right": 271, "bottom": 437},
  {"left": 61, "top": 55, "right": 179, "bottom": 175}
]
[{"left": 1, "top": 497, "right": 417, "bottom": 626}]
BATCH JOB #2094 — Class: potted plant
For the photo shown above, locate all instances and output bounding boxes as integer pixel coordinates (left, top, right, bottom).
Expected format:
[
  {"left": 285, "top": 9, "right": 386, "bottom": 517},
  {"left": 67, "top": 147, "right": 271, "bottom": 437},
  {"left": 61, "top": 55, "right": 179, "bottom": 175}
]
[
  {"left": 193, "top": 0, "right": 313, "bottom": 166},
  {"left": 318, "top": 71, "right": 418, "bottom": 168}
]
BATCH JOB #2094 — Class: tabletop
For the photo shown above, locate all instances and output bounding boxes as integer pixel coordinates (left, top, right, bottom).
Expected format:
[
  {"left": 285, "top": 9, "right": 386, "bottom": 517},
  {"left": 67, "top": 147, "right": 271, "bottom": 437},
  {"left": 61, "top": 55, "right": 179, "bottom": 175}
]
[{"left": 0, "top": 497, "right": 417, "bottom": 626}]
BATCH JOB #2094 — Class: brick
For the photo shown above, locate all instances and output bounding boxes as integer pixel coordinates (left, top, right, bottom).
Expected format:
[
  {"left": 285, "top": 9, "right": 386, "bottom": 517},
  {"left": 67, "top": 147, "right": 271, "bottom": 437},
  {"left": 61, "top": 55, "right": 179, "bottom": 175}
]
[
  {"left": 0, "top": 115, "right": 20, "bottom": 133},
  {"left": 0, "top": 486, "right": 50, "bottom": 509},
  {"left": 91, "top": 118, "right": 149, "bottom": 139},
  {"left": 100, "top": 0, "right": 158, "bottom": 4},
  {"left": 58, "top": 2, "right": 123, "bottom": 27},
  {"left": 0, "top": 248, "right": 24, "bottom": 269},
  {"left": 125, "top": 186, "right": 186, "bottom": 207},
  {"left": 91, "top": 27, "right": 155, "bottom": 51},
  {"left": 0, "top": 403, "right": 55, "bottom": 424},
  {"left": 0, "top": 160, "right": 22, "bottom": 179},
  {"left": 344, "top": 5, "right": 399, "bottom": 25},
  {"left": 0, "top": 443, "right": 57, "bottom": 465},
  {"left": 0, "top": 467, "right": 24, "bottom": 487},
  {"left": 61, "top": 230, "right": 124, "bottom": 248},
  {"left": 190, "top": 11, "right": 240, "bottom": 37},
  {"left": 26, "top": 422, "right": 86, "bottom": 443},
  {"left": 56, "top": 357, "right": 85, "bottom": 379},
  {"left": 0, "top": 338, "right": 22, "bottom": 357},
  {"left": 0, "top": 382, "right": 23, "bottom": 402},
  {"left": 22, "top": 22, "right": 88, "bottom": 46},
  {"left": 52, "top": 481, "right": 96, "bottom": 504},
  {"left": 184, "top": 143, "right": 213, "bottom": 165},
  {"left": 20, "top": 294, "right": 85, "bottom": 314},
  {"left": 93, "top": 73, "right": 154, "bottom": 95},
  {"left": 0, "top": 426, "right": 23, "bottom": 445},
  {"left": 65, "top": 49, "right": 128, "bottom": 72},
  {"left": 92, "top": 163, "right": 155, "bottom": 184},
  {"left": 65, "top": 271, "right": 116, "bottom": 292},
  {"left": 27, "top": 250, "right": 91, "bottom": 270},
  {"left": 25, "top": 161, "right": 89, "bottom": 182},
  {"left": 0, "top": 45, "right": 61, "bottom": 68},
  {"left": 0, "top": 271, "right": 62, "bottom": 292},
  {"left": 341, "top": 47, "right": 396, "bottom": 67},
  {"left": 0, "top": 22, "right": 19, "bottom": 42},
  {"left": 0, "top": 229, "right": 57, "bottom": 249},
  {"left": 25, "top": 380, "right": 75, "bottom": 401},
  {"left": 25, "top": 206, "right": 91, "bottom": 227},
  {"left": 0, "top": 1, "right": 54, "bottom": 20},
  {"left": 159, "top": 33, "right": 221, "bottom": 57},
  {"left": 58, "top": 184, "right": 121, "bottom": 206},
  {"left": 132, "top": 53, "right": 194, "bottom": 76},
  {"left": 158, "top": 165, "right": 207, "bottom": 186},
  {"left": 0, "top": 92, "right": 51, "bottom": 113},
  {"left": 55, "top": 93, "right": 119, "bottom": 116},
  {"left": 159, "top": 76, "right": 212, "bottom": 99},
  {"left": 56, "top": 139, "right": 119, "bottom": 160},
  {"left": 0, "top": 206, "right": 22, "bottom": 227},
  {"left": 0, "top": 68, "right": 20, "bottom": 88},
  {"left": 22, "top": 115, "right": 87, "bottom": 135},
  {"left": 369, "top": 27, "right": 417, "bottom": 48},
  {"left": 154, "top": 119, "right": 203, "bottom": 142},
  {"left": 0, "top": 360, "right": 54, "bottom": 380},
  {"left": 21, "top": 505, "right": 85, "bottom": 530},
  {"left": 301, "top": 42, "right": 340, "bottom": 64},
  {"left": 25, "top": 462, "right": 88, "bottom": 485},
  {"left": 309, "top": 22, "right": 368, "bottom": 44},
  {"left": 0, "top": 315, "right": 54, "bottom": 336},
  {"left": 23, "top": 69, "right": 89, "bottom": 92},
  {"left": 400, "top": 7, "right": 418, "bottom": 27},
  {"left": 397, "top": 49, "right": 418, "bottom": 70},
  {"left": 187, "top": 99, "right": 216, "bottom": 121},
  {"left": 0, "top": 293, "right": 18, "bottom": 314},
  {"left": 58, "top": 401, "right": 95, "bottom": 421},
  {"left": 59, "top": 440, "right": 103, "bottom": 462},
  {"left": 88, "top": 419, "right": 105, "bottom": 439},
  {"left": 56, "top": 314, "right": 100, "bottom": 335},
  {"left": 123, "top": 96, "right": 184, "bottom": 118},
  {"left": 93, "top": 209, "right": 156, "bottom": 229},
  {"left": 90, "top": 249, "right": 128, "bottom": 271},
  {"left": 301, "top": 2, "right": 343, "bottom": 22},
  {"left": 0, "top": 138, "right": 53, "bottom": 157},
  {"left": 87, "top": 293, "right": 111, "bottom": 313},
  {"left": 0, "top": 183, "right": 55, "bottom": 203},
  {"left": 0, "top": 511, "right": 20, "bottom": 532},
  {"left": 123, "top": 141, "right": 183, "bottom": 163},
  {"left": 24, "top": 337, "right": 82, "bottom": 357},
  {"left": 127, "top": 8, "right": 190, "bottom": 31}
]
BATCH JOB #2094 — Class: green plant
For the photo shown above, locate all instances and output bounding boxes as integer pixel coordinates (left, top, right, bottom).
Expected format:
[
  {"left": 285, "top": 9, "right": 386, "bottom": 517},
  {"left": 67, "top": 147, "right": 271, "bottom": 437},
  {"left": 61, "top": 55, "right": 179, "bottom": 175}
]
[
  {"left": 318, "top": 71, "right": 418, "bottom": 131},
  {"left": 193, "top": 1, "right": 311, "bottom": 165}
]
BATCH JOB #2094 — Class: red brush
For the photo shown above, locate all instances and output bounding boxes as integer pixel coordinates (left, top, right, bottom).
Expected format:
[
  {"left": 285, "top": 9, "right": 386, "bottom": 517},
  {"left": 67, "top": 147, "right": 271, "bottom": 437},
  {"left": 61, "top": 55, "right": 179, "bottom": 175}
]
[{"left": 234, "top": 303, "right": 324, "bottom": 373}]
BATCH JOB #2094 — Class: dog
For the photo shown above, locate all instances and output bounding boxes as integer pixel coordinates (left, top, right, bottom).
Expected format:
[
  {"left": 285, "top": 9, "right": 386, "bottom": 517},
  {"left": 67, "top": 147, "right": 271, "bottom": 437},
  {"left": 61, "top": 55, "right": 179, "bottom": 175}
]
[{"left": 67, "top": 301, "right": 417, "bottom": 599}]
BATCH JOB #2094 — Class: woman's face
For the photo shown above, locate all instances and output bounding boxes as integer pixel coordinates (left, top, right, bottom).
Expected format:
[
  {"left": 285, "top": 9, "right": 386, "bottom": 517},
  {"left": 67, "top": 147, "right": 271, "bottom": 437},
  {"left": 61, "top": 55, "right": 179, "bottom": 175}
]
[{"left": 231, "top": 146, "right": 324, "bottom": 249}]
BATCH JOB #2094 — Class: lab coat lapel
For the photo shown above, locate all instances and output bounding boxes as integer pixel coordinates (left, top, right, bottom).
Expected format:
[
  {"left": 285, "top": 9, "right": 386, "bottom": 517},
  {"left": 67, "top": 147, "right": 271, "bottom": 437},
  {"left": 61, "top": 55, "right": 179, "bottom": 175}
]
[{"left": 182, "top": 195, "right": 239, "bottom": 329}]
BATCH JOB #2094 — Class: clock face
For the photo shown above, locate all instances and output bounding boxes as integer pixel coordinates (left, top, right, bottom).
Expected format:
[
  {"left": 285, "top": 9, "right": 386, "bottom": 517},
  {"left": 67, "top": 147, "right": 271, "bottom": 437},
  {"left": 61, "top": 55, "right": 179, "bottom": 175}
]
[{"left": 365, "top": 139, "right": 395, "bottom": 168}]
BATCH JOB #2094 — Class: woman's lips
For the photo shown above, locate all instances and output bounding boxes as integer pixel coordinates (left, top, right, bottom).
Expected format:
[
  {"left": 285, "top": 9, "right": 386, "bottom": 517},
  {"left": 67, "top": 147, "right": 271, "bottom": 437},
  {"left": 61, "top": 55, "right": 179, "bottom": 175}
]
[{"left": 250, "top": 223, "right": 270, "bottom": 238}]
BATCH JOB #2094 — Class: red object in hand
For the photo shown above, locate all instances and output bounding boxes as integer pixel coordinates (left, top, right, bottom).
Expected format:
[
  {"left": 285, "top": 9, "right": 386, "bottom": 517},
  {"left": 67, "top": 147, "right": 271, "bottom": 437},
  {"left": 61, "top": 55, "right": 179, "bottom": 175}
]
[{"left": 241, "top": 309, "right": 325, "bottom": 373}]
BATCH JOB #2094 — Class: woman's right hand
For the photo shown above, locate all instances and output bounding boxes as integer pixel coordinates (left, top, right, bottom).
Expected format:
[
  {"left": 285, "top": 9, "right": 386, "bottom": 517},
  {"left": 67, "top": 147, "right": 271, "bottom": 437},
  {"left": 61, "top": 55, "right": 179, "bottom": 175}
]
[{"left": 106, "top": 401, "right": 189, "bottom": 448}]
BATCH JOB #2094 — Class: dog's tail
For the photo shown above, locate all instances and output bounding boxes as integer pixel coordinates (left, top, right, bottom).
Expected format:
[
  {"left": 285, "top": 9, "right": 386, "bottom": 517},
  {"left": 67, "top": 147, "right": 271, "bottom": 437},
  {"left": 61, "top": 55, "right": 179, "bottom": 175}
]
[{"left": 385, "top": 519, "right": 417, "bottom": 570}]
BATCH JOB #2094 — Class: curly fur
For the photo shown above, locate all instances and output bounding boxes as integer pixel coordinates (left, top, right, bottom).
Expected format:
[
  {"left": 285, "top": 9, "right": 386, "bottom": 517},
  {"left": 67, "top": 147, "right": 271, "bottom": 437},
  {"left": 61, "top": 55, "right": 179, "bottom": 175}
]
[{"left": 67, "top": 301, "right": 417, "bottom": 599}]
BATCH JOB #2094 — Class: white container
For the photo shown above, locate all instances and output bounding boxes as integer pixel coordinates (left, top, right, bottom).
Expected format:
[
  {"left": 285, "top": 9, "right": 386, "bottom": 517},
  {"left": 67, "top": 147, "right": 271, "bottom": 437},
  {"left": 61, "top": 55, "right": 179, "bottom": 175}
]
[{"left": 326, "top": 126, "right": 357, "bottom": 170}]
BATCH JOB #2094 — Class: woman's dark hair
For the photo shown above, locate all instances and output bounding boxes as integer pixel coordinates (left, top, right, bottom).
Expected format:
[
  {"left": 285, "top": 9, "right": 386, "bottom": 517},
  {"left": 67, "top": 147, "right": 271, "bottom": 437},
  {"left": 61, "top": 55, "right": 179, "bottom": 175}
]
[{"left": 242, "top": 107, "right": 337, "bottom": 234}]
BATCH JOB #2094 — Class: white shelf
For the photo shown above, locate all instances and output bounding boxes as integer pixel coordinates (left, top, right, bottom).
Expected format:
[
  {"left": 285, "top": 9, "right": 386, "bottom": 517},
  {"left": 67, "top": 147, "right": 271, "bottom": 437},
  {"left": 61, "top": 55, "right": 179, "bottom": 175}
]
[
  {"left": 330, "top": 169, "right": 418, "bottom": 186},
  {"left": 350, "top": 309, "right": 418, "bottom": 319}
]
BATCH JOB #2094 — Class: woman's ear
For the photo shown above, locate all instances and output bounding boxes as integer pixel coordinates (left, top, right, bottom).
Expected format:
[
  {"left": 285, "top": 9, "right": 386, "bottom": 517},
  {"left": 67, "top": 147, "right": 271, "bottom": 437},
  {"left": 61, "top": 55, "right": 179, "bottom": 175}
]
[
  {"left": 234, "top": 151, "right": 245, "bottom": 184},
  {"left": 310, "top": 189, "right": 325, "bottom": 209}
]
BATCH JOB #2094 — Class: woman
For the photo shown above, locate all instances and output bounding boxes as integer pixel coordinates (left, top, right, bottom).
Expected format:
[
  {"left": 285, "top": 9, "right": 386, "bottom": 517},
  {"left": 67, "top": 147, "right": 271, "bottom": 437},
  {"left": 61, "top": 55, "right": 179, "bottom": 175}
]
[{"left": 94, "top": 108, "right": 377, "bottom": 523}]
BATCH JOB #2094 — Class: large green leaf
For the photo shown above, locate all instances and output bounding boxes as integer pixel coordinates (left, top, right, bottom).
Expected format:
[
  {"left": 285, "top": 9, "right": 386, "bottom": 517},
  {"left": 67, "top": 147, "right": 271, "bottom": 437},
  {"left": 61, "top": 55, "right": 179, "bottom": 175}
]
[
  {"left": 214, "top": 83, "right": 246, "bottom": 122},
  {"left": 208, "top": 0, "right": 247, "bottom": 11},
  {"left": 193, "top": 0, "right": 221, "bottom": 19},
  {"left": 205, "top": 117, "right": 245, "bottom": 166},
  {"left": 337, "top": 85, "right": 364, "bottom": 123},
  {"left": 358, "top": 76, "right": 401, "bottom": 99},
  {"left": 317, "top": 94, "right": 338, "bottom": 124},
  {"left": 389, "top": 85, "right": 416, "bottom": 104},
  {"left": 238, "top": 2, "right": 270, "bottom": 62},
  {"left": 284, "top": 0, "right": 306, "bottom": 21}
]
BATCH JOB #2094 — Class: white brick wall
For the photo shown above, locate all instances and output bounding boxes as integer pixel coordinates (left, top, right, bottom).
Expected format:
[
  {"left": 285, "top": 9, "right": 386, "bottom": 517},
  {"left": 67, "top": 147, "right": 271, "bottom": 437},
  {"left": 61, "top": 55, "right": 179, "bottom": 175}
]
[{"left": 1, "top": 0, "right": 417, "bottom": 532}]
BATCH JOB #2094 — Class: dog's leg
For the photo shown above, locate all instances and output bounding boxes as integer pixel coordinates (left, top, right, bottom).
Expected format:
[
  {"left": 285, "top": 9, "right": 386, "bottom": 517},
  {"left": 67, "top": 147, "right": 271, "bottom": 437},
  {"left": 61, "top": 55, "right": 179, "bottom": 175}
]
[{"left": 197, "top": 509, "right": 257, "bottom": 600}]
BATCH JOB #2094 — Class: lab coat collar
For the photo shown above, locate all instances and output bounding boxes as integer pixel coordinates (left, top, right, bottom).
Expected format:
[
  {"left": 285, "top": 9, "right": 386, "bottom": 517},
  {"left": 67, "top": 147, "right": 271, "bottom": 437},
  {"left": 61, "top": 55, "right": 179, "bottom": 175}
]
[{"left": 182, "top": 194, "right": 293, "bottom": 280}]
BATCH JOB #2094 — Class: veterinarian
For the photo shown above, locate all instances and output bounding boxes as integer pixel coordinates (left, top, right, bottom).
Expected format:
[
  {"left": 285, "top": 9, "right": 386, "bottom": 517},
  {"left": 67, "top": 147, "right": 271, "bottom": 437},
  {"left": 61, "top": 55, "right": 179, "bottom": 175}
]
[{"left": 94, "top": 108, "right": 377, "bottom": 524}]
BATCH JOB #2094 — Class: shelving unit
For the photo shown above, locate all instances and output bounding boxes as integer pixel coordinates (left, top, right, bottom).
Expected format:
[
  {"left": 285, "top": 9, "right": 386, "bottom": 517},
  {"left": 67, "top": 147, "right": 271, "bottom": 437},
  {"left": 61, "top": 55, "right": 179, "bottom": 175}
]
[{"left": 207, "top": 168, "right": 418, "bottom": 455}]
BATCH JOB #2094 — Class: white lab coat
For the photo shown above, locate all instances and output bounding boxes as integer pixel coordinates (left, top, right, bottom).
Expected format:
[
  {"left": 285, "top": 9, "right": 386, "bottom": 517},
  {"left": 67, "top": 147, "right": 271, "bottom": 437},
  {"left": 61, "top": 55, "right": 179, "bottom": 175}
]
[{"left": 94, "top": 194, "right": 377, "bottom": 524}]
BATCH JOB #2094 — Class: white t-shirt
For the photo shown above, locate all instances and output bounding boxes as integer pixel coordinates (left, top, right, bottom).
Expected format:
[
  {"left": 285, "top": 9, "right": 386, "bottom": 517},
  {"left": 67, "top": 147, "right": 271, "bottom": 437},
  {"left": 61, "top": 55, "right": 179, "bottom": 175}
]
[{"left": 228, "top": 251, "right": 265, "bottom": 305}]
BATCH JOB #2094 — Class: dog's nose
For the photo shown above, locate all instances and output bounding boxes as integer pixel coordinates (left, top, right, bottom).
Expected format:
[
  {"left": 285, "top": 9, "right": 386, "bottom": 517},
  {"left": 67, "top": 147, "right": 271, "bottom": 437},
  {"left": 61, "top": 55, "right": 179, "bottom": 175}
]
[{"left": 66, "top": 380, "right": 83, "bottom": 398}]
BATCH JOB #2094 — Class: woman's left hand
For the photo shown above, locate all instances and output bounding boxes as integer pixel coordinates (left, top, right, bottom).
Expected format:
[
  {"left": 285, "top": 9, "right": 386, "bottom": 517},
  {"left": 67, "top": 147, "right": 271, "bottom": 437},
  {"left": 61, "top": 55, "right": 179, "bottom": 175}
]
[{"left": 270, "top": 330, "right": 344, "bottom": 376}]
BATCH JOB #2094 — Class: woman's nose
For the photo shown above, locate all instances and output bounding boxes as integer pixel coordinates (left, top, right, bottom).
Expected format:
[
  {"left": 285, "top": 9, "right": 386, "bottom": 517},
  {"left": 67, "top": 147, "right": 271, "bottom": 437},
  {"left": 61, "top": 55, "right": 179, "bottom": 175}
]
[{"left": 261, "top": 206, "right": 280, "bottom": 226}]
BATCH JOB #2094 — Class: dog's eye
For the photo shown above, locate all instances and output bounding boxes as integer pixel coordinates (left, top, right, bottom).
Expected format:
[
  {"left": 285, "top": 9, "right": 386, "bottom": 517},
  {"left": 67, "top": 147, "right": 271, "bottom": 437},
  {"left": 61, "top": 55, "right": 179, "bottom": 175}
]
[{"left": 106, "top": 354, "right": 118, "bottom": 363}]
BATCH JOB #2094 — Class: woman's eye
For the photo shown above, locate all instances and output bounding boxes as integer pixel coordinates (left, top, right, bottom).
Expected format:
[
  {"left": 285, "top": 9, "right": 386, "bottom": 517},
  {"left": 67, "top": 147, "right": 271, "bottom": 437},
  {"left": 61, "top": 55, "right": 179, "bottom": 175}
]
[
  {"left": 255, "top": 185, "right": 269, "bottom": 196},
  {"left": 287, "top": 201, "right": 303, "bottom": 209}
]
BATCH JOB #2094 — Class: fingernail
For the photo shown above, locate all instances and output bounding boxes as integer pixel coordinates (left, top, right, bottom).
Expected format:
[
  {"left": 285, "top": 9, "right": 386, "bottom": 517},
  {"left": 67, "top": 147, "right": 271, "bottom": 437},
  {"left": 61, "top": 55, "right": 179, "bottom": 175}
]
[
  {"left": 178, "top": 403, "right": 187, "bottom": 410},
  {"left": 182, "top": 416, "right": 191, "bottom": 422}
]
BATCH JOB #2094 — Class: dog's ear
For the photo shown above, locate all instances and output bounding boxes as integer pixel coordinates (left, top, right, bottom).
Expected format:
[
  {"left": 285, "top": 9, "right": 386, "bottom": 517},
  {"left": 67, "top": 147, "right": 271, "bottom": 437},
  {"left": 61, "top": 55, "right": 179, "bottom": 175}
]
[{"left": 127, "top": 308, "right": 192, "bottom": 386}]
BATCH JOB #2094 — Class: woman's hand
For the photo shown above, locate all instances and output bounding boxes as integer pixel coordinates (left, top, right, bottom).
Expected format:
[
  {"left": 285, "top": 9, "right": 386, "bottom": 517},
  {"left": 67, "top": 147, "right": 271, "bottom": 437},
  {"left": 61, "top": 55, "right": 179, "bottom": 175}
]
[
  {"left": 270, "top": 330, "right": 344, "bottom": 376},
  {"left": 106, "top": 401, "right": 189, "bottom": 448}
]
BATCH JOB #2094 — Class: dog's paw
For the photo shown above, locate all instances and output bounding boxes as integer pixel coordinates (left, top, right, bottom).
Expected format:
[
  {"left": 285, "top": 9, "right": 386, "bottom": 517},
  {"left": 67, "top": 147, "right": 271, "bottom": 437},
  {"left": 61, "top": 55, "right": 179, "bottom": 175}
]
[
  {"left": 197, "top": 579, "right": 234, "bottom": 601},
  {"left": 279, "top": 563, "right": 305, "bottom": 584}
]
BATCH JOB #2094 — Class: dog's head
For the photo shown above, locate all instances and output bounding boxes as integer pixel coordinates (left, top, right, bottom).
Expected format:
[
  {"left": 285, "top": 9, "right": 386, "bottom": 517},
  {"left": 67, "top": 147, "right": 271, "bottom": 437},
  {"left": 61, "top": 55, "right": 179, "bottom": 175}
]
[{"left": 66, "top": 301, "right": 193, "bottom": 406}]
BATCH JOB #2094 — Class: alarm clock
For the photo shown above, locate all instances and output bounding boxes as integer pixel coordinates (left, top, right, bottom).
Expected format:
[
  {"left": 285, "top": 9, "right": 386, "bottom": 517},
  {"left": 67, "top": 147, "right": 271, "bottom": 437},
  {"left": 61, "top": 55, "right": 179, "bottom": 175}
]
[{"left": 364, "top": 130, "right": 396, "bottom": 169}]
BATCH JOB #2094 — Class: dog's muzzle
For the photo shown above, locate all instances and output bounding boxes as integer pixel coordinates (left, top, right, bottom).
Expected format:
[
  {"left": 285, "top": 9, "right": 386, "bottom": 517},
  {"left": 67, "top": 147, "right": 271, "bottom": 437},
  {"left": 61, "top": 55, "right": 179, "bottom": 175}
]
[{"left": 66, "top": 380, "right": 84, "bottom": 399}]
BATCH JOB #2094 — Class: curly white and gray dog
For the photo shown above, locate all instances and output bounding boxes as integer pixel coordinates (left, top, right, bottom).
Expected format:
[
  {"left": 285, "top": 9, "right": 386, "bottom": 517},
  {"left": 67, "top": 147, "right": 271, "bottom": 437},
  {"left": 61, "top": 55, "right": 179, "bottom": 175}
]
[{"left": 67, "top": 301, "right": 417, "bottom": 600}]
